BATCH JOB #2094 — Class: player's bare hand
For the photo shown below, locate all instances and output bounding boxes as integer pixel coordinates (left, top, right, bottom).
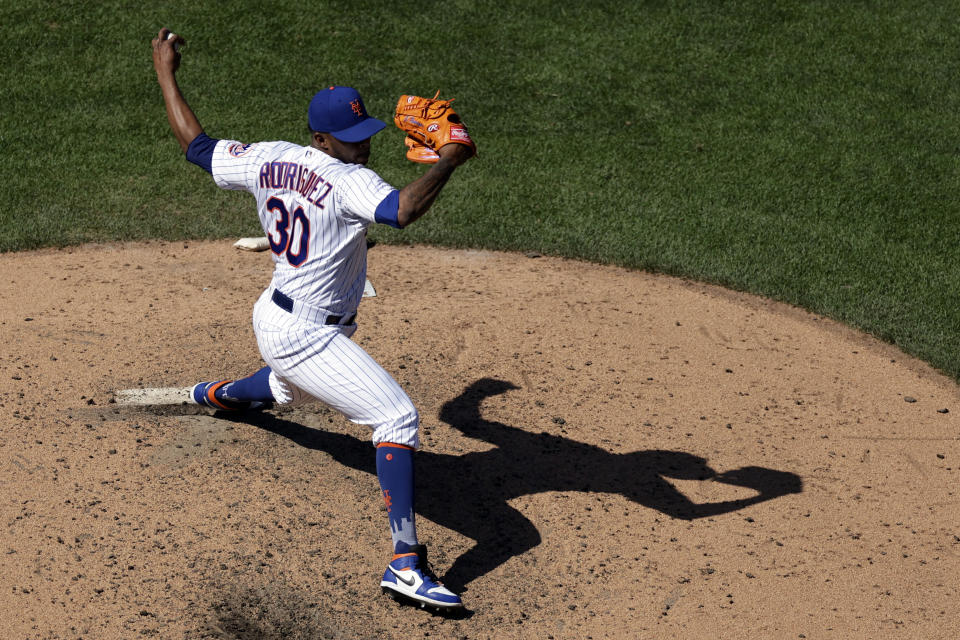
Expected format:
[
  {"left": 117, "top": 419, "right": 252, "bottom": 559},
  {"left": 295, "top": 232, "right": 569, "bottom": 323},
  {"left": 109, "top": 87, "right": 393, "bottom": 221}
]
[
  {"left": 152, "top": 28, "right": 183, "bottom": 77},
  {"left": 436, "top": 142, "right": 474, "bottom": 167}
]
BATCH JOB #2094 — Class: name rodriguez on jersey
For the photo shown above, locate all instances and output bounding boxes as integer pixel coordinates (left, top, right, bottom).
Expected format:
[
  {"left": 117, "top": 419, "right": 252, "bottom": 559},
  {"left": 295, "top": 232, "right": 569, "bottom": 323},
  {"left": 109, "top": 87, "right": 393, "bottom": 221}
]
[{"left": 258, "top": 160, "right": 333, "bottom": 207}]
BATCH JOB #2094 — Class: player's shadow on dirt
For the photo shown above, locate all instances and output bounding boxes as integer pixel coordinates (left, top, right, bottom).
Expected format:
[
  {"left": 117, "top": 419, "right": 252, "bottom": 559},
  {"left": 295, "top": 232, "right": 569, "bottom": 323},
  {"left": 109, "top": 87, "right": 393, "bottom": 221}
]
[{"left": 228, "top": 377, "right": 802, "bottom": 593}]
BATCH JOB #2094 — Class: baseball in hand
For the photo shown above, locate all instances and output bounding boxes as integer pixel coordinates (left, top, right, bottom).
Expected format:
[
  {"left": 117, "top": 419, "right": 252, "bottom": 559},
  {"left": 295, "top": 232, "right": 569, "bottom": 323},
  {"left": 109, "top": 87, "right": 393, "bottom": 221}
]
[{"left": 166, "top": 32, "right": 181, "bottom": 52}]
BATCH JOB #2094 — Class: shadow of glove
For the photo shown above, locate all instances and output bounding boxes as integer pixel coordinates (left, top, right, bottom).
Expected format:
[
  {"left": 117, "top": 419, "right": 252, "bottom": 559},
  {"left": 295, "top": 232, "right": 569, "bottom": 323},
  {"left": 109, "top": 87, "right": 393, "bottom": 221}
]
[{"left": 713, "top": 466, "right": 803, "bottom": 497}]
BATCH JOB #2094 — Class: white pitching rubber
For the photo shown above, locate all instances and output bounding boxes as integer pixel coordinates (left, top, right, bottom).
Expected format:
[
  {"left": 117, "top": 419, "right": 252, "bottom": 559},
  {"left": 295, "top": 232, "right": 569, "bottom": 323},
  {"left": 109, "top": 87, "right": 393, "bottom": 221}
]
[{"left": 114, "top": 387, "right": 193, "bottom": 406}]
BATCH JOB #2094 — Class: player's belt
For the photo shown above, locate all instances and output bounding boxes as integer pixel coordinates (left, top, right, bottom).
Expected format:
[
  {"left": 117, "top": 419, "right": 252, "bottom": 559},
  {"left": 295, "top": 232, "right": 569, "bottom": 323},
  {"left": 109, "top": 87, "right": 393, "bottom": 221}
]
[{"left": 271, "top": 289, "right": 356, "bottom": 326}]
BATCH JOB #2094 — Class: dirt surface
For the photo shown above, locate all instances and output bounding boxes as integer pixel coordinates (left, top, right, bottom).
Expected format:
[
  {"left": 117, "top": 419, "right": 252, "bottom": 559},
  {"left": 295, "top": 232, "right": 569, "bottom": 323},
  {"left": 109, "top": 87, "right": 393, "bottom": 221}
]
[{"left": 1, "top": 240, "right": 958, "bottom": 639}]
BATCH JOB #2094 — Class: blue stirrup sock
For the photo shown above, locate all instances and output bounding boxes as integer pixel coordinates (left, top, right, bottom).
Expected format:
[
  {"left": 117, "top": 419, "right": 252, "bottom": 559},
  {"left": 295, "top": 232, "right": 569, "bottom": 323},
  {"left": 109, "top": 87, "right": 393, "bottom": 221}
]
[
  {"left": 376, "top": 443, "right": 418, "bottom": 554},
  {"left": 218, "top": 366, "right": 275, "bottom": 402}
]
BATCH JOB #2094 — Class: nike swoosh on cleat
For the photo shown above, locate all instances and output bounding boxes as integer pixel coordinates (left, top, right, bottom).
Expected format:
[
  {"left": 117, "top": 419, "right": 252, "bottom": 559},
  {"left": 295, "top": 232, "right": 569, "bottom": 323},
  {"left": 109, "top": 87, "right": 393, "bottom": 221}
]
[{"left": 388, "top": 566, "right": 417, "bottom": 587}]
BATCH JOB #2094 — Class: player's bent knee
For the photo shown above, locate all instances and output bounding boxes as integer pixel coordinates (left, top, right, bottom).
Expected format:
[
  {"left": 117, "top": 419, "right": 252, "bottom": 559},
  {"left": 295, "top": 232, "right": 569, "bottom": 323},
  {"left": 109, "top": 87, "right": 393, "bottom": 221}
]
[
  {"left": 268, "top": 371, "right": 312, "bottom": 407},
  {"left": 371, "top": 409, "right": 420, "bottom": 449}
]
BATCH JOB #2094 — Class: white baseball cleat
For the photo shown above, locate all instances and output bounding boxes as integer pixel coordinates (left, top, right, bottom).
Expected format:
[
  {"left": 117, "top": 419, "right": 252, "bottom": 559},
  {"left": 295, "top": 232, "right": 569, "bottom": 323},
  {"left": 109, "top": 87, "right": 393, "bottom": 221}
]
[{"left": 380, "top": 545, "right": 463, "bottom": 609}]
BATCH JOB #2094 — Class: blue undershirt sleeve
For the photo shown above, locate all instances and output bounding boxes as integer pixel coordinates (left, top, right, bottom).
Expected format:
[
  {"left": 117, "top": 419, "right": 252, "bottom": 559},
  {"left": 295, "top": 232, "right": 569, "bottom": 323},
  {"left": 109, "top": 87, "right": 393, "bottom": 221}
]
[
  {"left": 185, "top": 132, "right": 219, "bottom": 174},
  {"left": 374, "top": 189, "right": 401, "bottom": 228}
]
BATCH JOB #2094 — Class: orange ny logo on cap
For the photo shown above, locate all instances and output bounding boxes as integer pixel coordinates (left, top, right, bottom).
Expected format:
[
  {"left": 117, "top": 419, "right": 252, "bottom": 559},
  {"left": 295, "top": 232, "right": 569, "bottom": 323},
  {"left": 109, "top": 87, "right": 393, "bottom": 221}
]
[{"left": 350, "top": 99, "right": 363, "bottom": 116}]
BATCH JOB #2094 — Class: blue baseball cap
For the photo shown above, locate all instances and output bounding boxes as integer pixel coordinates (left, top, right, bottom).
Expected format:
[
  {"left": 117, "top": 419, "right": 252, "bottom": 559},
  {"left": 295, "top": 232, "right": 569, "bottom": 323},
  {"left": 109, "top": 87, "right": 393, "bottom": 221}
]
[{"left": 308, "top": 86, "right": 386, "bottom": 142}]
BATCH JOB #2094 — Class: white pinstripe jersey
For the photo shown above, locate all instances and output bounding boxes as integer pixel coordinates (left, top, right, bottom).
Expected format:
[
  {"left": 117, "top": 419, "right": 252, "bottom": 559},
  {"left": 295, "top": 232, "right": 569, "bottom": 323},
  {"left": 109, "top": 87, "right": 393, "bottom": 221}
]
[{"left": 211, "top": 139, "right": 397, "bottom": 314}]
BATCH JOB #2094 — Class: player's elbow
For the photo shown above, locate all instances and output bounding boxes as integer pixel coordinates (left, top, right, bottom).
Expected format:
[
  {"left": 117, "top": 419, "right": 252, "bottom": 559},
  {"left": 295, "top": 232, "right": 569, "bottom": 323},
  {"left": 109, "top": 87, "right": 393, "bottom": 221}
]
[
  {"left": 394, "top": 192, "right": 426, "bottom": 228},
  {"left": 395, "top": 204, "right": 427, "bottom": 229},
  {"left": 395, "top": 207, "right": 414, "bottom": 228}
]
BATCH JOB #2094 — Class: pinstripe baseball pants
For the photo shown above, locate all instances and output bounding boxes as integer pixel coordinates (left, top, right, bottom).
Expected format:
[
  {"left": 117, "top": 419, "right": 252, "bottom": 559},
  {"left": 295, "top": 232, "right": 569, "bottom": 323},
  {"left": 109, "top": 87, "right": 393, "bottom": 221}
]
[{"left": 252, "top": 288, "right": 419, "bottom": 448}]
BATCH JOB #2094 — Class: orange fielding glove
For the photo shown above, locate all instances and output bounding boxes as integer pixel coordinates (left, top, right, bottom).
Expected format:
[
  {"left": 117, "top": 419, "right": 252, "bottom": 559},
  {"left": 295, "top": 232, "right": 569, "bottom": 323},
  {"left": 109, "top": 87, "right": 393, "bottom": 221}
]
[
  {"left": 394, "top": 92, "right": 477, "bottom": 164},
  {"left": 403, "top": 136, "right": 440, "bottom": 164}
]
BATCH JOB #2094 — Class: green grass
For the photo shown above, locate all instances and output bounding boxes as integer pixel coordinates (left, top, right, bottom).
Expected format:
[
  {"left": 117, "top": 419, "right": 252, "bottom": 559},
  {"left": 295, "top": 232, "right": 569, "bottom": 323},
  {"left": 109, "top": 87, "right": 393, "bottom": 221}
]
[{"left": 2, "top": 0, "right": 959, "bottom": 380}]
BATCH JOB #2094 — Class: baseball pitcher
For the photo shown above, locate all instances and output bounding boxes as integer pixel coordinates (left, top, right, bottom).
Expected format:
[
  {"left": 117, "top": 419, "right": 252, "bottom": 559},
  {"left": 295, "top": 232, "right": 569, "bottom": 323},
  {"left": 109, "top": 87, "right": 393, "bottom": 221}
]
[{"left": 151, "top": 27, "right": 475, "bottom": 609}]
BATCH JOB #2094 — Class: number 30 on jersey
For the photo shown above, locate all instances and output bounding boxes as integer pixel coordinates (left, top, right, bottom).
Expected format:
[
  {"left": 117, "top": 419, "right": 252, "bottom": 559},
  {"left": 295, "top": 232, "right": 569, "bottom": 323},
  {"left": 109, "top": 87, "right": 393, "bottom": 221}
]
[{"left": 266, "top": 196, "right": 310, "bottom": 266}]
